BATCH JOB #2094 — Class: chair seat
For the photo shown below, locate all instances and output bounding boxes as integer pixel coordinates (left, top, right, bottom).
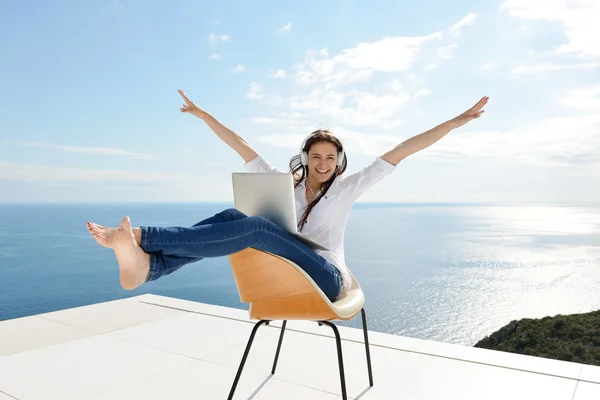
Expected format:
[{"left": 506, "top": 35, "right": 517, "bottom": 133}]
[
  {"left": 228, "top": 248, "right": 365, "bottom": 321},
  {"left": 329, "top": 284, "right": 365, "bottom": 320}
]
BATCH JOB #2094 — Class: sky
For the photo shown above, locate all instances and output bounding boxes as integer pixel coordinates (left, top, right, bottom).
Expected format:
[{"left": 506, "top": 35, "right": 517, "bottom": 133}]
[{"left": 0, "top": 0, "right": 599, "bottom": 204}]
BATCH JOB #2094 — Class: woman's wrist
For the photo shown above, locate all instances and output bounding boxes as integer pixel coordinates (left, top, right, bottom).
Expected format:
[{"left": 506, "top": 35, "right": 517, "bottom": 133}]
[{"left": 197, "top": 110, "right": 210, "bottom": 121}]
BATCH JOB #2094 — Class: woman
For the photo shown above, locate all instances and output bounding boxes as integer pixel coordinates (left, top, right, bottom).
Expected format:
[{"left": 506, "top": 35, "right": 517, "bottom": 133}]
[{"left": 87, "top": 89, "right": 488, "bottom": 301}]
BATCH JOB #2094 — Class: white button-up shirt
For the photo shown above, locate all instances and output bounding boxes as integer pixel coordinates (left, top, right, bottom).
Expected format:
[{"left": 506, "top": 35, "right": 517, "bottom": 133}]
[{"left": 243, "top": 156, "right": 396, "bottom": 291}]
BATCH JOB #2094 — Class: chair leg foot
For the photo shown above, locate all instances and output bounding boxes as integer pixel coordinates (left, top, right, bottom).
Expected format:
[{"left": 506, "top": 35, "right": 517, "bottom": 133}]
[
  {"left": 361, "top": 308, "right": 374, "bottom": 387},
  {"left": 228, "top": 319, "right": 270, "bottom": 400},
  {"left": 319, "top": 321, "right": 348, "bottom": 400},
  {"left": 271, "top": 320, "right": 287, "bottom": 374}
]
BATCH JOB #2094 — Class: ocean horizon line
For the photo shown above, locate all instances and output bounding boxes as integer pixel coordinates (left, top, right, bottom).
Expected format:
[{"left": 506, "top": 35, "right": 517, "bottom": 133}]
[{"left": 1, "top": 201, "right": 599, "bottom": 207}]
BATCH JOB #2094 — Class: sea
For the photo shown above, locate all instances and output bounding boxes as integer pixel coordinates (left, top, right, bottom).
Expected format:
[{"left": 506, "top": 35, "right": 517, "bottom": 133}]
[{"left": 1, "top": 202, "right": 599, "bottom": 347}]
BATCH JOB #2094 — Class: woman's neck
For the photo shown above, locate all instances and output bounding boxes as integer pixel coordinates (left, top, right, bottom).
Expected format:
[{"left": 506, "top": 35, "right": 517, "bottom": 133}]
[{"left": 306, "top": 175, "right": 321, "bottom": 195}]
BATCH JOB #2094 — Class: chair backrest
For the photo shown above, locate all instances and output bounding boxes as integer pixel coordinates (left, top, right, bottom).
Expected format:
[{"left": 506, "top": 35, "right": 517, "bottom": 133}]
[{"left": 228, "top": 248, "right": 317, "bottom": 302}]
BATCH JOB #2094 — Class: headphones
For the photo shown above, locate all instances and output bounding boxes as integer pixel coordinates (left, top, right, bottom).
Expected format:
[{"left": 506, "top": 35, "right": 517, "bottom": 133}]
[{"left": 299, "top": 131, "right": 345, "bottom": 167}]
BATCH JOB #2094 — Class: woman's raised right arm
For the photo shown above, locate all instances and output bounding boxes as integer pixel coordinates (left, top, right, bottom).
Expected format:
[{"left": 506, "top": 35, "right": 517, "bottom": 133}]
[{"left": 178, "top": 89, "right": 259, "bottom": 163}]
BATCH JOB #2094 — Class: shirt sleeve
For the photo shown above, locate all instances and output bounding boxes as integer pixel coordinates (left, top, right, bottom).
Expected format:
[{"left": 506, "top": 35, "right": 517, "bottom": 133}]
[
  {"left": 243, "top": 156, "right": 285, "bottom": 173},
  {"left": 337, "top": 157, "right": 396, "bottom": 201}
]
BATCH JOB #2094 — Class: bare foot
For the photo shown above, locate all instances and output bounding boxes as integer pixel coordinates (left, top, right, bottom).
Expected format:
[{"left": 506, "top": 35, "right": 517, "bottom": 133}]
[
  {"left": 89, "top": 217, "right": 150, "bottom": 290},
  {"left": 87, "top": 222, "right": 141, "bottom": 248}
]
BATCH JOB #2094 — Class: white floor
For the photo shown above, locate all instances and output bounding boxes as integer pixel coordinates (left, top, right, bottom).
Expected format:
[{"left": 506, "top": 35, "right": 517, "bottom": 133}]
[{"left": 1, "top": 294, "right": 599, "bottom": 399}]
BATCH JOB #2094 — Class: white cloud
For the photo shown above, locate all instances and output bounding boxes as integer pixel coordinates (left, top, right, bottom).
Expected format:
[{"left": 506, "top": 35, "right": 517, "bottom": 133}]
[
  {"left": 414, "top": 88, "right": 432, "bottom": 98},
  {"left": 437, "top": 44, "right": 458, "bottom": 59},
  {"left": 423, "top": 86, "right": 600, "bottom": 168},
  {"left": 349, "top": 91, "right": 410, "bottom": 125},
  {"left": 22, "top": 142, "right": 153, "bottom": 160},
  {"left": 257, "top": 133, "right": 310, "bottom": 150},
  {"left": 388, "top": 79, "right": 403, "bottom": 91},
  {"left": 209, "top": 53, "right": 220, "bottom": 60},
  {"left": 511, "top": 62, "right": 599, "bottom": 76},
  {"left": 245, "top": 14, "right": 479, "bottom": 134},
  {"left": 500, "top": 0, "right": 600, "bottom": 58},
  {"left": 558, "top": 84, "right": 600, "bottom": 111},
  {"left": 288, "top": 88, "right": 346, "bottom": 112},
  {"left": 0, "top": 162, "right": 197, "bottom": 183},
  {"left": 278, "top": 22, "right": 292, "bottom": 33},
  {"left": 429, "top": 115, "right": 600, "bottom": 168},
  {"left": 293, "top": 33, "right": 443, "bottom": 88},
  {"left": 209, "top": 33, "right": 230, "bottom": 43},
  {"left": 251, "top": 117, "right": 281, "bottom": 125},
  {"left": 425, "top": 63, "right": 439, "bottom": 70},
  {"left": 231, "top": 64, "right": 245, "bottom": 73},
  {"left": 246, "top": 82, "right": 263, "bottom": 99},
  {"left": 449, "top": 12, "right": 477, "bottom": 36},
  {"left": 270, "top": 69, "right": 286, "bottom": 78},
  {"left": 285, "top": 88, "right": 409, "bottom": 127},
  {"left": 280, "top": 14, "right": 473, "bottom": 90},
  {"left": 250, "top": 116, "right": 311, "bottom": 133}
]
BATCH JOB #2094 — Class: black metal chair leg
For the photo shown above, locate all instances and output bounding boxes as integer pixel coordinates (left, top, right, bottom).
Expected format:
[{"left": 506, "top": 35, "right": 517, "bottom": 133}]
[
  {"left": 361, "top": 309, "right": 374, "bottom": 386},
  {"left": 319, "top": 321, "right": 348, "bottom": 400},
  {"left": 228, "top": 319, "right": 270, "bottom": 400},
  {"left": 271, "top": 320, "right": 287, "bottom": 374},
  {"left": 229, "top": 314, "right": 371, "bottom": 400}
]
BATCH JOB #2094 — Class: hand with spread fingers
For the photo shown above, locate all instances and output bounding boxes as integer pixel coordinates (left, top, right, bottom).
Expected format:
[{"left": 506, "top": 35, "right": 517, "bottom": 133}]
[
  {"left": 451, "top": 96, "right": 489, "bottom": 129},
  {"left": 176, "top": 89, "right": 260, "bottom": 162},
  {"left": 178, "top": 89, "right": 208, "bottom": 120}
]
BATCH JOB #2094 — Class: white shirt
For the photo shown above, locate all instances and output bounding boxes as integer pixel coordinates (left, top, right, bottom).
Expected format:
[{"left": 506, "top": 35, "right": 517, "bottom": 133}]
[{"left": 243, "top": 155, "right": 396, "bottom": 291}]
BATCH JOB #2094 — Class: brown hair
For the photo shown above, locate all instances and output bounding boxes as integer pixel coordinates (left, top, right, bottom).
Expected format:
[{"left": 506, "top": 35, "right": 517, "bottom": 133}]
[{"left": 288, "top": 129, "right": 347, "bottom": 230}]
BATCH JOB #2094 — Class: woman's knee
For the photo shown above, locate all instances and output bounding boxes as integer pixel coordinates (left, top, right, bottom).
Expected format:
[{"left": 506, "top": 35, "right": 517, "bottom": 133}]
[
  {"left": 218, "top": 208, "right": 247, "bottom": 221},
  {"left": 244, "top": 216, "right": 275, "bottom": 247},
  {"left": 244, "top": 215, "right": 271, "bottom": 229}
]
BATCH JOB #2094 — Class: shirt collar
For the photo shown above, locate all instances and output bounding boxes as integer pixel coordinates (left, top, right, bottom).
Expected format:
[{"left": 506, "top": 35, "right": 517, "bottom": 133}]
[{"left": 297, "top": 176, "right": 307, "bottom": 189}]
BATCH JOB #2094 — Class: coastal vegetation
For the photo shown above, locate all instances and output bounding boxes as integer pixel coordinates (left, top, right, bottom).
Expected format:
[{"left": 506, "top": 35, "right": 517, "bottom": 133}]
[{"left": 475, "top": 310, "right": 600, "bottom": 366}]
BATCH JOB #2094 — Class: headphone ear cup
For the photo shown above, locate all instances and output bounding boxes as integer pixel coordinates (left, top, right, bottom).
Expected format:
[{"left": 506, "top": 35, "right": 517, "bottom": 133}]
[
  {"left": 300, "top": 151, "right": 308, "bottom": 166},
  {"left": 337, "top": 151, "right": 344, "bottom": 167}
]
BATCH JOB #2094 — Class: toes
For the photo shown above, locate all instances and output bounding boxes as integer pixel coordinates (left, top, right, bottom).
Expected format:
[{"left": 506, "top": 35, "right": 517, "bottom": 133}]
[
  {"left": 93, "top": 232, "right": 110, "bottom": 247},
  {"left": 87, "top": 222, "right": 112, "bottom": 235}
]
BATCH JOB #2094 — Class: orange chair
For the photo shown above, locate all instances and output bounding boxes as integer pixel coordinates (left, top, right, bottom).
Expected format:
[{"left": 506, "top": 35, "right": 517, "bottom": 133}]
[{"left": 227, "top": 248, "right": 373, "bottom": 400}]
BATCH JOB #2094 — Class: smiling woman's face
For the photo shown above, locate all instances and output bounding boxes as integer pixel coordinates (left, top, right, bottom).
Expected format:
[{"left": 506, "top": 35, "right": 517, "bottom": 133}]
[{"left": 307, "top": 141, "right": 339, "bottom": 183}]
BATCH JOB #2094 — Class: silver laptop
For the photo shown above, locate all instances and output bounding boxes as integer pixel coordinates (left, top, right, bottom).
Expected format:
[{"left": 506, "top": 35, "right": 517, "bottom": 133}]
[{"left": 232, "top": 172, "right": 329, "bottom": 251}]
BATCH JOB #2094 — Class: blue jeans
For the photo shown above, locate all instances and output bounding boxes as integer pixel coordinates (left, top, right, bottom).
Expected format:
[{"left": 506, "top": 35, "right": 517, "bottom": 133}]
[{"left": 140, "top": 208, "right": 342, "bottom": 300}]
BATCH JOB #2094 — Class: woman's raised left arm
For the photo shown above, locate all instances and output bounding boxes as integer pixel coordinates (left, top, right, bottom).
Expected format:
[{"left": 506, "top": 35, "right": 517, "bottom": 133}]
[{"left": 381, "top": 96, "right": 489, "bottom": 166}]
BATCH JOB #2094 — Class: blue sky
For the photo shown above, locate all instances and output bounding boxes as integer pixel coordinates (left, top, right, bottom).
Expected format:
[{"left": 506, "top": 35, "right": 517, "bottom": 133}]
[{"left": 1, "top": 0, "right": 598, "bottom": 203}]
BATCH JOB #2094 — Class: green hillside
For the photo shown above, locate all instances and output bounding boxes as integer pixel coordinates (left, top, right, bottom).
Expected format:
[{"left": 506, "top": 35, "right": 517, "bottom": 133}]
[{"left": 474, "top": 310, "right": 600, "bottom": 366}]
